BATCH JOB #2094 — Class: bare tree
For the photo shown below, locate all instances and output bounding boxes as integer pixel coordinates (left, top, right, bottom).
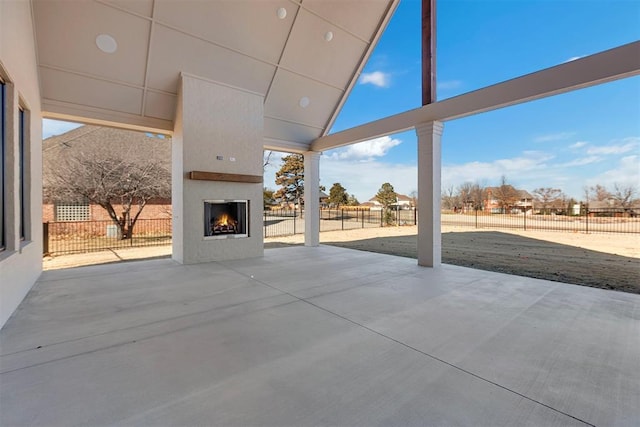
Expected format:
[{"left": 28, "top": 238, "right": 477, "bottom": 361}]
[
  {"left": 44, "top": 131, "right": 171, "bottom": 239},
  {"left": 409, "top": 190, "right": 418, "bottom": 208},
  {"left": 441, "top": 185, "right": 457, "bottom": 211},
  {"left": 612, "top": 183, "right": 637, "bottom": 209},
  {"left": 589, "top": 184, "right": 611, "bottom": 202},
  {"left": 457, "top": 182, "right": 472, "bottom": 211},
  {"left": 469, "top": 183, "right": 485, "bottom": 211},
  {"left": 533, "top": 187, "right": 562, "bottom": 214},
  {"left": 263, "top": 150, "right": 274, "bottom": 169},
  {"left": 492, "top": 176, "right": 519, "bottom": 213}
]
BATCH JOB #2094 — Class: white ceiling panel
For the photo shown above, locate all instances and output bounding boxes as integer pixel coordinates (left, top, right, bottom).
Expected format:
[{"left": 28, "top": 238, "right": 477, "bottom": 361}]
[
  {"left": 279, "top": 9, "right": 368, "bottom": 89},
  {"left": 265, "top": 69, "right": 343, "bottom": 129},
  {"left": 40, "top": 68, "right": 143, "bottom": 115},
  {"left": 100, "top": 0, "right": 154, "bottom": 18},
  {"left": 264, "top": 117, "right": 322, "bottom": 145},
  {"left": 302, "top": 0, "right": 392, "bottom": 41},
  {"left": 32, "top": 0, "right": 398, "bottom": 143},
  {"left": 34, "top": 0, "right": 150, "bottom": 87},
  {"left": 144, "top": 91, "right": 177, "bottom": 121},
  {"left": 147, "top": 24, "right": 276, "bottom": 94},
  {"left": 154, "top": 0, "right": 295, "bottom": 64}
]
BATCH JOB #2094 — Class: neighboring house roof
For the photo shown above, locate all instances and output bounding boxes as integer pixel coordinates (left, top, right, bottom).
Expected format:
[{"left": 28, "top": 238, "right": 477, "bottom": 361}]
[
  {"left": 319, "top": 191, "right": 329, "bottom": 199},
  {"left": 518, "top": 190, "right": 534, "bottom": 200},
  {"left": 366, "top": 193, "right": 412, "bottom": 207},
  {"left": 43, "top": 125, "right": 172, "bottom": 202},
  {"left": 485, "top": 186, "right": 532, "bottom": 200}
]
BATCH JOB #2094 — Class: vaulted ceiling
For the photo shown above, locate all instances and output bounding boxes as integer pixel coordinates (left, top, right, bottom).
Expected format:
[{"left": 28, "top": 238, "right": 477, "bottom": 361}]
[{"left": 32, "top": 0, "right": 398, "bottom": 151}]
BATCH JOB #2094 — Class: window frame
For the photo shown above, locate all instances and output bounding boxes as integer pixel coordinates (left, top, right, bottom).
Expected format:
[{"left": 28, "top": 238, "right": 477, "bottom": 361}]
[
  {"left": 0, "top": 80, "right": 5, "bottom": 251},
  {"left": 18, "top": 107, "right": 25, "bottom": 241}
]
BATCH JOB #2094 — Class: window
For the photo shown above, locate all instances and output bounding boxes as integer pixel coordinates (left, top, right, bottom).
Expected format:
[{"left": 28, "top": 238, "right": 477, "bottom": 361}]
[
  {"left": 55, "top": 203, "right": 90, "bottom": 221},
  {"left": 0, "top": 81, "right": 5, "bottom": 250},
  {"left": 19, "top": 108, "right": 25, "bottom": 240}
]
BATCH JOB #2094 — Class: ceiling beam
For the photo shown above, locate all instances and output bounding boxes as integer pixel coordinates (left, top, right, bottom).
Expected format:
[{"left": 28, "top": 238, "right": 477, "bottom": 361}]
[{"left": 312, "top": 41, "right": 640, "bottom": 152}]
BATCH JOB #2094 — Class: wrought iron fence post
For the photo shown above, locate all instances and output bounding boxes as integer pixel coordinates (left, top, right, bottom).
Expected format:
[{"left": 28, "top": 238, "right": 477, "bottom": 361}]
[
  {"left": 264, "top": 211, "right": 267, "bottom": 238},
  {"left": 586, "top": 206, "right": 589, "bottom": 234},
  {"left": 524, "top": 209, "right": 527, "bottom": 231},
  {"left": 362, "top": 208, "right": 364, "bottom": 228},
  {"left": 341, "top": 209, "right": 344, "bottom": 230},
  {"left": 293, "top": 211, "right": 296, "bottom": 235},
  {"left": 475, "top": 208, "right": 478, "bottom": 229},
  {"left": 43, "top": 222, "right": 49, "bottom": 255}
]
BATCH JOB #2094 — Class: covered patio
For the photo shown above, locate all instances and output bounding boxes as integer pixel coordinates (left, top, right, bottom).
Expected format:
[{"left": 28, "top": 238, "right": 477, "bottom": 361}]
[
  {"left": 2, "top": 1, "right": 639, "bottom": 424},
  {"left": 2, "top": 245, "right": 638, "bottom": 426}
]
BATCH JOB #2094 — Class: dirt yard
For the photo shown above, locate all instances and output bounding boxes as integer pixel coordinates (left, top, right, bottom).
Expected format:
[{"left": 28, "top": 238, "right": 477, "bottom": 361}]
[
  {"left": 44, "top": 226, "right": 639, "bottom": 294},
  {"left": 266, "top": 226, "right": 640, "bottom": 294}
]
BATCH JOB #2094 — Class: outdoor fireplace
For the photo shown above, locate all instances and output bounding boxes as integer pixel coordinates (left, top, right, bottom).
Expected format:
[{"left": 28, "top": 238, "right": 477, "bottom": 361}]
[{"left": 204, "top": 200, "right": 248, "bottom": 239}]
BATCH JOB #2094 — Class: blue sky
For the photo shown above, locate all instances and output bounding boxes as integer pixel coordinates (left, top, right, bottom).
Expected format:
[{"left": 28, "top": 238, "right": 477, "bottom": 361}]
[
  {"left": 307, "top": 0, "right": 640, "bottom": 202},
  {"left": 45, "top": 0, "right": 640, "bottom": 202}
]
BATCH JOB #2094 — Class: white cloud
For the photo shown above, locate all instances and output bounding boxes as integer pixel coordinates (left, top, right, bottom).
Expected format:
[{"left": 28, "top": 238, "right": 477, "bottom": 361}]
[
  {"left": 586, "top": 139, "right": 639, "bottom": 155},
  {"left": 442, "top": 151, "right": 555, "bottom": 190},
  {"left": 42, "top": 118, "right": 83, "bottom": 139},
  {"left": 559, "top": 156, "right": 602, "bottom": 167},
  {"left": 359, "top": 71, "right": 390, "bottom": 88},
  {"left": 533, "top": 132, "right": 575, "bottom": 143},
  {"left": 569, "top": 141, "right": 588, "bottom": 149},
  {"left": 327, "top": 136, "right": 402, "bottom": 161},
  {"left": 320, "top": 158, "right": 417, "bottom": 202},
  {"left": 585, "top": 155, "right": 640, "bottom": 190}
]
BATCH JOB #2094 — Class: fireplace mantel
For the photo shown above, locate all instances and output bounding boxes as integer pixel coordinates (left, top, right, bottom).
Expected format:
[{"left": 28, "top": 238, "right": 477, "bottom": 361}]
[{"left": 188, "top": 171, "right": 262, "bottom": 183}]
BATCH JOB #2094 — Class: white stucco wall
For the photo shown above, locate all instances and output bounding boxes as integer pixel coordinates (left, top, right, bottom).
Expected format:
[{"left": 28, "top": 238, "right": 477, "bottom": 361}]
[
  {"left": 172, "top": 74, "right": 263, "bottom": 263},
  {"left": 0, "top": 0, "right": 44, "bottom": 329}
]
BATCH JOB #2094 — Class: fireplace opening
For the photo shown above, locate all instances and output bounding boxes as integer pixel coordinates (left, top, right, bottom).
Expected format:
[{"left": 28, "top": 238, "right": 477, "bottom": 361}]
[{"left": 204, "top": 200, "right": 248, "bottom": 238}]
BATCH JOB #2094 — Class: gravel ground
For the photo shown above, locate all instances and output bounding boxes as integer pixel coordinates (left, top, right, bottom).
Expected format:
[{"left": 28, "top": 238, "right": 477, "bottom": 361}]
[{"left": 267, "top": 226, "right": 640, "bottom": 294}]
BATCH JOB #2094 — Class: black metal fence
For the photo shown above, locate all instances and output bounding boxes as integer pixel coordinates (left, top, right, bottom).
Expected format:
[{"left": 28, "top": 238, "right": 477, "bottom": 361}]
[
  {"left": 43, "top": 208, "right": 638, "bottom": 256},
  {"left": 44, "top": 218, "right": 171, "bottom": 255},
  {"left": 441, "top": 209, "right": 640, "bottom": 234},
  {"left": 264, "top": 208, "right": 417, "bottom": 238}
]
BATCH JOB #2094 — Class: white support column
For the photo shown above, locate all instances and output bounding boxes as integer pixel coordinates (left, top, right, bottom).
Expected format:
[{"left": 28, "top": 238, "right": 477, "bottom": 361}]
[
  {"left": 416, "top": 121, "right": 444, "bottom": 267},
  {"left": 304, "top": 151, "right": 321, "bottom": 247}
]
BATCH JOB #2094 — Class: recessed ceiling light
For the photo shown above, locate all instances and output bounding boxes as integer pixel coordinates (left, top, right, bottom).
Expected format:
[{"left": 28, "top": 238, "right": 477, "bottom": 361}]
[
  {"left": 299, "top": 97, "right": 310, "bottom": 108},
  {"left": 324, "top": 31, "right": 334, "bottom": 42},
  {"left": 96, "top": 34, "right": 117, "bottom": 53},
  {"left": 277, "top": 7, "right": 287, "bottom": 19}
]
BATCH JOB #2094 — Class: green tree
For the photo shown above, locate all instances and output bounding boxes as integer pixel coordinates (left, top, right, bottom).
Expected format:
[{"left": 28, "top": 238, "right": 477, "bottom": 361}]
[
  {"left": 263, "top": 187, "right": 275, "bottom": 209},
  {"left": 346, "top": 194, "right": 359, "bottom": 206},
  {"left": 328, "top": 182, "right": 348, "bottom": 207},
  {"left": 376, "top": 182, "right": 397, "bottom": 225},
  {"left": 274, "top": 154, "right": 304, "bottom": 210}
]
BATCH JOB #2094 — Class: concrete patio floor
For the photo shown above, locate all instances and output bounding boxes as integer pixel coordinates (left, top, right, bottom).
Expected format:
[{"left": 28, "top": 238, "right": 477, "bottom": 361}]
[{"left": 1, "top": 246, "right": 638, "bottom": 426}]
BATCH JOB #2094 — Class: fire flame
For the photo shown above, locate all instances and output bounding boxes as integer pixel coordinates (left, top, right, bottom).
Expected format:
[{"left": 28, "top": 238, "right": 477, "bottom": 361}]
[{"left": 216, "top": 213, "right": 235, "bottom": 227}]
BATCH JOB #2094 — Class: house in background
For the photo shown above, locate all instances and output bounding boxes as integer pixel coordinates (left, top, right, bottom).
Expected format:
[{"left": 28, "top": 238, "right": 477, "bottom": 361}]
[
  {"left": 42, "top": 125, "right": 172, "bottom": 223},
  {"left": 362, "top": 193, "right": 413, "bottom": 210},
  {"left": 484, "top": 186, "right": 534, "bottom": 214}
]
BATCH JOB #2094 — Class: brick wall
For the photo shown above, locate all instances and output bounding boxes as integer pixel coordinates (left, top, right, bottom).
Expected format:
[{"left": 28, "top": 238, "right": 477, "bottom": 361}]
[{"left": 43, "top": 199, "right": 171, "bottom": 222}]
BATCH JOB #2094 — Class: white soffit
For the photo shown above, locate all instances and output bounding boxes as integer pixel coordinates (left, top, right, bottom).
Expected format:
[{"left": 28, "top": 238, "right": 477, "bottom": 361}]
[{"left": 32, "top": 0, "right": 398, "bottom": 149}]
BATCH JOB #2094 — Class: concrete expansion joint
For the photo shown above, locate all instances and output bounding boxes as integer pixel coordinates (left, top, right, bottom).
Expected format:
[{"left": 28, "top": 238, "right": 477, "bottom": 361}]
[{"left": 220, "top": 262, "right": 595, "bottom": 427}]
